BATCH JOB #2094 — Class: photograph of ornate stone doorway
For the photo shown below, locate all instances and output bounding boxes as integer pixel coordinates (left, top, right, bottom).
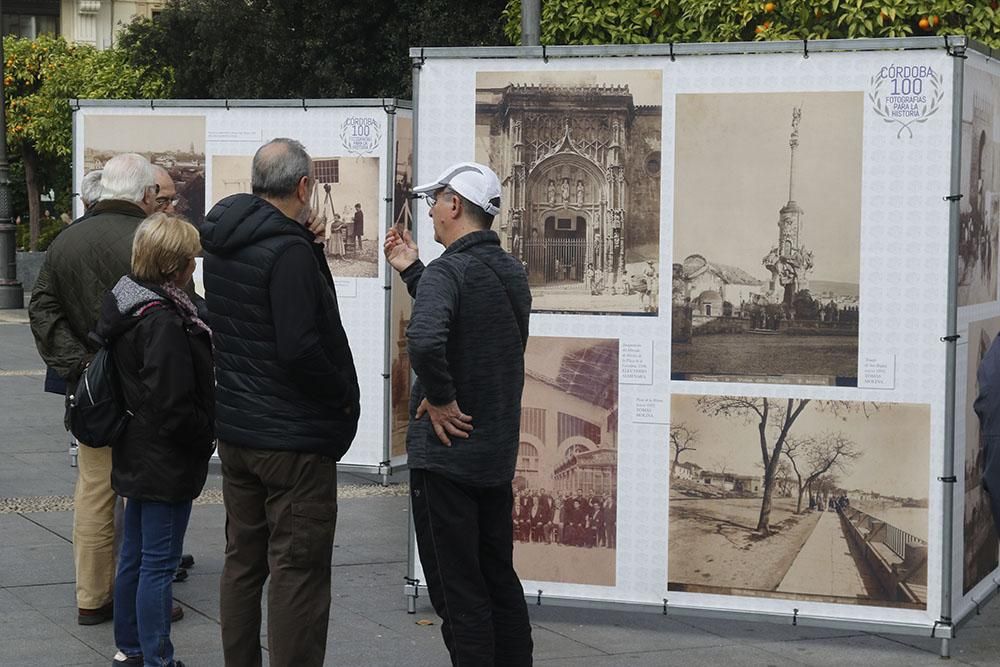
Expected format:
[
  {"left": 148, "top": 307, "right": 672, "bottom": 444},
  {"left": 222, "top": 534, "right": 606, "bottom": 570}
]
[{"left": 476, "top": 69, "right": 662, "bottom": 314}]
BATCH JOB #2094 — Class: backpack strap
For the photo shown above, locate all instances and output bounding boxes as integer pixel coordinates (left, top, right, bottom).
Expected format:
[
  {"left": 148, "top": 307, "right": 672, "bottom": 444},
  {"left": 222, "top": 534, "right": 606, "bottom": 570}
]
[{"left": 468, "top": 252, "right": 526, "bottom": 349}]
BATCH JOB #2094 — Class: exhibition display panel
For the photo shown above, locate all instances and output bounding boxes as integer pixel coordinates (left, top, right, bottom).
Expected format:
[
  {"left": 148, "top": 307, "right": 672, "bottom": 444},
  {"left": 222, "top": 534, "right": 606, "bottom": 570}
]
[
  {"left": 406, "top": 37, "right": 996, "bottom": 655},
  {"left": 71, "top": 99, "right": 413, "bottom": 475}
]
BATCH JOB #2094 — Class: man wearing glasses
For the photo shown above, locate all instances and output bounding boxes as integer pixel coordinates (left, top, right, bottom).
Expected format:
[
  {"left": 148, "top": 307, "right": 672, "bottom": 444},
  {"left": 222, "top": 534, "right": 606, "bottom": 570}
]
[
  {"left": 152, "top": 165, "right": 178, "bottom": 214},
  {"left": 384, "top": 161, "right": 534, "bottom": 666}
]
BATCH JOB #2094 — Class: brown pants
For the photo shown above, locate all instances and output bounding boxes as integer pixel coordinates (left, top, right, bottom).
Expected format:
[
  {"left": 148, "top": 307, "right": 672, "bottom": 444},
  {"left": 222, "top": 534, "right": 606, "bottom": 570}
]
[
  {"left": 218, "top": 442, "right": 338, "bottom": 667},
  {"left": 74, "top": 444, "right": 123, "bottom": 609}
]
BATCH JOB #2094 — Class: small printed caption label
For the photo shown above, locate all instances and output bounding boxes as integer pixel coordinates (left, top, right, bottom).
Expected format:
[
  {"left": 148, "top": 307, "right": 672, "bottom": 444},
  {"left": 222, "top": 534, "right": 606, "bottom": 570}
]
[
  {"left": 334, "top": 278, "right": 358, "bottom": 298},
  {"left": 859, "top": 354, "right": 895, "bottom": 389},
  {"left": 633, "top": 397, "right": 668, "bottom": 425},
  {"left": 620, "top": 340, "right": 653, "bottom": 385}
]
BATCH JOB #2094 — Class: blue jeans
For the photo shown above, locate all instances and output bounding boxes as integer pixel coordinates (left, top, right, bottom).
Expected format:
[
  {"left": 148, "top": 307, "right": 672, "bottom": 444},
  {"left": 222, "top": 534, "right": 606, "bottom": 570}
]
[{"left": 114, "top": 498, "right": 191, "bottom": 667}]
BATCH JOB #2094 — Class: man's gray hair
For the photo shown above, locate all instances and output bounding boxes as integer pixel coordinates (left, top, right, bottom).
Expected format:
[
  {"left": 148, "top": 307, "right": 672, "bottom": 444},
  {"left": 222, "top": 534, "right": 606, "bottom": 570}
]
[
  {"left": 251, "top": 138, "right": 311, "bottom": 199},
  {"left": 98, "top": 153, "right": 155, "bottom": 204},
  {"left": 80, "top": 169, "right": 102, "bottom": 208}
]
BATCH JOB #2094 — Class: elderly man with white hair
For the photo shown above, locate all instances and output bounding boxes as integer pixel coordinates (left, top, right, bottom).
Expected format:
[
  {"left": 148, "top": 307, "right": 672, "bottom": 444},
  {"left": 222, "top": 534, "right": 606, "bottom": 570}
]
[
  {"left": 29, "top": 152, "right": 187, "bottom": 627},
  {"left": 79, "top": 169, "right": 103, "bottom": 211}
]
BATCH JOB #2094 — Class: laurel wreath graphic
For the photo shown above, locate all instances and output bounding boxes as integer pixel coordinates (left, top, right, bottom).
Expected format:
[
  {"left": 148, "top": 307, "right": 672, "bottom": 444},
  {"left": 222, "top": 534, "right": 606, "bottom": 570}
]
[
  {"left": 340, "top": 120, "right": 382, "bottom": 155},
  {"left": 868, "top": 69, "right": 945, "bottom": 139}
]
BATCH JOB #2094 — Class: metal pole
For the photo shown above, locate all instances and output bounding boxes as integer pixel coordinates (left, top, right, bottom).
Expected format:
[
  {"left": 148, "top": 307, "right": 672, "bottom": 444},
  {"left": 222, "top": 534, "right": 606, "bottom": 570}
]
[
  {"left": 521, "top": 0, "right": 541, "bottom": 47},
  {"left": 382, "top": 100, "right": 397, "bottom": 488},
  {"left": 940, "top": 36, "right": 967, "bottom": 659},
  {"left": 0, "top": 1, "right": 25, "bottom": 309}
]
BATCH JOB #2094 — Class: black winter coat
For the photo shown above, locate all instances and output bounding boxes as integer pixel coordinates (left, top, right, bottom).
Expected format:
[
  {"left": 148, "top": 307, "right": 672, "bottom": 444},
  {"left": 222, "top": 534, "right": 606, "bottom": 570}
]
[
  {"left": 200, "top": 194, "right": 360, "bottom": 460},
  {"left": 96, "top": 276, "right": 215, "bottom": 502}
]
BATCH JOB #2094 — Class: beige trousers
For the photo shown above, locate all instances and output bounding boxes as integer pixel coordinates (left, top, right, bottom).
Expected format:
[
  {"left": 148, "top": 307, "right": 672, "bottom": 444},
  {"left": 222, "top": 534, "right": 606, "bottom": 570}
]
[{"left": 73, "top": 444, "right": 121, "bottom": 609}]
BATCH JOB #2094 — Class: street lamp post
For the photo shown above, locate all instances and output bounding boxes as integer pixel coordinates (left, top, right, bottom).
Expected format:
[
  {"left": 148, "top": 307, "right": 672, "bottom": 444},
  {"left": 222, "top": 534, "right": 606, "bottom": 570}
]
[
  {"left": 0, "top": 0, "right": 24, "bottom": 310},
  {"left": 521, "top": 0, "right": 540, "bottom": 47}
]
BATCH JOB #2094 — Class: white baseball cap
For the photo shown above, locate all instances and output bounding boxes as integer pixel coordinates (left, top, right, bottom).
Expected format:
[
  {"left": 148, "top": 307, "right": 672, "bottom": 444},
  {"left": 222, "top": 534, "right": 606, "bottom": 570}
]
[{"left": 413, "top": 162, "right": 502, "bottom": 216}]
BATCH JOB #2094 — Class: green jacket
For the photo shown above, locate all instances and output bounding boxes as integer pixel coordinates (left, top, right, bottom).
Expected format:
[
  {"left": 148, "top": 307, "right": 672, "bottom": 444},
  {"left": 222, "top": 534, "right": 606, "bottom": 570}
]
[{"left": 29, "top": 200, "right": 146, "bottom": 384}]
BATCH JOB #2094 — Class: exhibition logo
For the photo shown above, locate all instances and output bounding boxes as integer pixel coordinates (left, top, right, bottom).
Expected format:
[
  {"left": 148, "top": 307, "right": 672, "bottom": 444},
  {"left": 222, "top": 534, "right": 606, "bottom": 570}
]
[
  {"left": 341, "top": 117, "right": 382, "bottom": 155},
  {"left": 869, "top": 64, "right": 944, "bottom": 139}
]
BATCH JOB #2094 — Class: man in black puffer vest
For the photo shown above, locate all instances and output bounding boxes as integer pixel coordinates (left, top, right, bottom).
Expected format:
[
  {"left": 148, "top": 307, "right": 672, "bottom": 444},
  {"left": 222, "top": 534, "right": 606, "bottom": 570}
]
[{"left": 201, "top": 138, "right": 360, "bottom": 667}]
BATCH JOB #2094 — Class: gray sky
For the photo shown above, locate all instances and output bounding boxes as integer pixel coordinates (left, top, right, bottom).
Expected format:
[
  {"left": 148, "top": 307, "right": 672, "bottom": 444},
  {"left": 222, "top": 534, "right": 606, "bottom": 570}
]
[
  {"left": 673, "top": 92, "right": 863, "bottom": 285},
  {"left": 671, "top": 396, "right": 930, "bottom": 500}
]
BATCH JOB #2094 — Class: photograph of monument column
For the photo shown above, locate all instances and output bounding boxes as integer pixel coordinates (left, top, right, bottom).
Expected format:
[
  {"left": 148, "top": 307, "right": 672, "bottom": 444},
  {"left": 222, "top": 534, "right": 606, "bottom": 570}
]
[
  {"left": 476, "top": 70, "right": 662, "bottom": 315},
  {"left": 672, "top": 92, "right": 862, "bottom": 385},
  {"left": 668, "top": 394, "right": 931, "bottom": 609}
]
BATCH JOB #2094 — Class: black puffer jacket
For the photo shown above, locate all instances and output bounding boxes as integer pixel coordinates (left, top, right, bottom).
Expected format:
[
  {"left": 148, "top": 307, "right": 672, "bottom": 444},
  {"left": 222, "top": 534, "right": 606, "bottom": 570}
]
[
  {"left": 96, "top": 276, "right": 215, "bottom": 502},
  {"left": 200, "top": 194, "right": 360, "bottom": 460}
]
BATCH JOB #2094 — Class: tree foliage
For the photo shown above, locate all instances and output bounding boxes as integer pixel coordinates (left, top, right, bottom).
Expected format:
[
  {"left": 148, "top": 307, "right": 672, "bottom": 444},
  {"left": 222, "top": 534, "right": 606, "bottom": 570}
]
[
  {"left": 668, "top": 422, "right": 698, "bottom": 475},
  {"left": 118, "top": 0, "right": 510, "bottom": 100},
  {"left": 4, "top": 35, "right": 171, "bottom": 249},
  {"left": 503, "top": 0, "right": 1000, "bottom": 48},
  {"left": 783, "top": 432, "right": 860, "bottom": 513}
]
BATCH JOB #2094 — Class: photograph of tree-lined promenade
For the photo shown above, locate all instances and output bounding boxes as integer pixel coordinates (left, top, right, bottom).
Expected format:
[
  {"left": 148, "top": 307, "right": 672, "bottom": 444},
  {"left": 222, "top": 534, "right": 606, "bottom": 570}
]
[{"left": 668, "top": 395, "right": 930, "bottom": 609}]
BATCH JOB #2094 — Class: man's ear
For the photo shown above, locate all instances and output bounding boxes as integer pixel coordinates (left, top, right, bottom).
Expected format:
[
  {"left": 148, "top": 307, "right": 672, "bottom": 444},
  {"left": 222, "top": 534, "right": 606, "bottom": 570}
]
[{"left": 298, "top": 175, "right": 311, "bottom": 202}]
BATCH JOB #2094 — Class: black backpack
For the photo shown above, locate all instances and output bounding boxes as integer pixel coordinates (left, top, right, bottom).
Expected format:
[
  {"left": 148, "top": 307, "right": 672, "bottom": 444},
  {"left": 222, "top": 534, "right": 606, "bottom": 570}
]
[{"left": 68, "top": 332, "right": 133, "bottom": 448}]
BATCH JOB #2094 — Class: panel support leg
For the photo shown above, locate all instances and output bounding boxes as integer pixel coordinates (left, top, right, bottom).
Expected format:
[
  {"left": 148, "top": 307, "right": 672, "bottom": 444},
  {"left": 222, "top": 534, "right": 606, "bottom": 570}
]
[{"left": 940, "top": 637, "right": 951, "bottom": 659}]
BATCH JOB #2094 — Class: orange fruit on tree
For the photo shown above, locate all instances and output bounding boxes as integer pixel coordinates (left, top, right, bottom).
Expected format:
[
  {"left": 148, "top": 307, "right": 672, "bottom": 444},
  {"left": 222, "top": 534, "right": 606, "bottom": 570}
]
[
  {"left": 918, "top": 17, "right": 930, "bottom": 30},
  {"left": 764, "top": 2, "right": 776, "bottom": 12},
  {"left": 929, "top": 15, "right": 939, "bottom": 26}
]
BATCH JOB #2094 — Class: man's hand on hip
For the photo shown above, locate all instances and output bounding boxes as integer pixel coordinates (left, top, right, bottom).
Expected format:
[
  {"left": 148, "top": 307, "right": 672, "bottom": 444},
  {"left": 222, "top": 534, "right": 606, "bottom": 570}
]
[
  {"left": 416, "top": 398, "right": 472, "bottom": 446},
  {"left": 384, "top": 228, "right": 419, "bottom": 273}
]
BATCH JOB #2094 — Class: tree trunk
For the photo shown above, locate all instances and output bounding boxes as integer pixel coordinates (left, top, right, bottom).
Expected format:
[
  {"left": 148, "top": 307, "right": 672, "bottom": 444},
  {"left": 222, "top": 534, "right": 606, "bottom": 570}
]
[
  {"left": 756, "top": 460, "right": 778, "bottom": 534},
  {"left": 22, "top": 143, "right": 41, "bottom": 251},
  {"left": 795, "top": 484, "right": 805, "bottom": 514}
]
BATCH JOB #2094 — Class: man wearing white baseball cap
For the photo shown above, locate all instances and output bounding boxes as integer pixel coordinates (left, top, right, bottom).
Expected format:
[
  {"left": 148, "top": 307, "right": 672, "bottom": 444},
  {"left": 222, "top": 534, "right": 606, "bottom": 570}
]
[{"left": 384, "top": 161, "right": 534, "bottom": 665}]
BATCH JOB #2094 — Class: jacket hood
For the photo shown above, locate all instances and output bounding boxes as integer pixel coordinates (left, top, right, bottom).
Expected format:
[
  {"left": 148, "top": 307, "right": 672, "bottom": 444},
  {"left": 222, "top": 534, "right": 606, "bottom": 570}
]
[
  {"left": 95, "top": 275, "right": 166, "bottom": 341},
  {"left": 201, "top": 193, "right": 312, "bottom": 255}
]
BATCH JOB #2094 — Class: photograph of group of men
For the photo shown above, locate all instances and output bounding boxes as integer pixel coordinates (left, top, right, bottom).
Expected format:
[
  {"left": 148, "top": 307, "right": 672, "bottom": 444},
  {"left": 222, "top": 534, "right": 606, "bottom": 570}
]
[{"left": 513, "top": 488, "right": 616, "bottom": 549}]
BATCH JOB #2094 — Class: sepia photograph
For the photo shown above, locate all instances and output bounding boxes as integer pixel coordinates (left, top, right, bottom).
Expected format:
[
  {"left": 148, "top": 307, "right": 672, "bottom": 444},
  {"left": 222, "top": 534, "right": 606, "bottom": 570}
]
[
  {"left": 668, "top": 394, "right": 930, "bottom": 609},
  {"left": 84, "top": 114, "right": 206, "bottom": 226},
  {"left": 212, "top": 155, "right": 381, "bottom": 278},
  {"left": 958, "top": 67, "right": 1000, "bottom": 307},
  {"left": 671, "top": 93, "right": 862, "bottom": 386},
  {"left": 964, "top": 317, "right": 1000, "bottom": 593},
  {"left": 389, "top": 115, "right": 414, "bottom": 459},
  {"left": 476, "top": 70, "right": 662, "bottom": 315},
  {"left": 513, "top": 336, "right": 619, "bottom": 586}
]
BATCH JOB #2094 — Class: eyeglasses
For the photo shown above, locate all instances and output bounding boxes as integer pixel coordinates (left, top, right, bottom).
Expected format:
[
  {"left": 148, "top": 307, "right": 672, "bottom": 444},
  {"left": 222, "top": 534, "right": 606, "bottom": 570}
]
[
  {"left": 154, "top": 196, "right": 179, "bottom": 208},
  {"left": 423, "top": 187, "right": 454, "bottom": 208}
]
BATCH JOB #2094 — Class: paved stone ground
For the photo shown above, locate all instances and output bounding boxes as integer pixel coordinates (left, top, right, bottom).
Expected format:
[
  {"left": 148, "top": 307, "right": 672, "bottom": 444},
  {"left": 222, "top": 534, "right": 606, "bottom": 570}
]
[{"left": 4, "top": 307, "right": 1000, "bottom": 665}]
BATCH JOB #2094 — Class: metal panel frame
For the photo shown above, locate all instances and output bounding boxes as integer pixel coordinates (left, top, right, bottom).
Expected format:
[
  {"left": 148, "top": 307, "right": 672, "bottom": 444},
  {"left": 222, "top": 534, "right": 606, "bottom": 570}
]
[
  {"left": 72, "top": 99, "right": 411, "bottom": 479},
  {"left": 405, "top": 36, "right": 973, "bottom": 650},
  {"left": 73, "top": 98, "right": 413, "bottom": 110},
  {"left": 409, "top": 36, "right": 959, "bottom": 62}
]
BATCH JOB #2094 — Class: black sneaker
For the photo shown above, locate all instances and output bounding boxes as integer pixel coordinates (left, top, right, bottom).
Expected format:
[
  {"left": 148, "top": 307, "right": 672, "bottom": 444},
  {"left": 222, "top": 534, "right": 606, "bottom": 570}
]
[
  {"left": 173, "top": 567, "right": 188, "bottom": 583},
  {"left": 112, "top": 651, "right": 142, "bottom": 665},
  {"left": 179, "top": 554, "right": 195, "bottom": 569}
]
